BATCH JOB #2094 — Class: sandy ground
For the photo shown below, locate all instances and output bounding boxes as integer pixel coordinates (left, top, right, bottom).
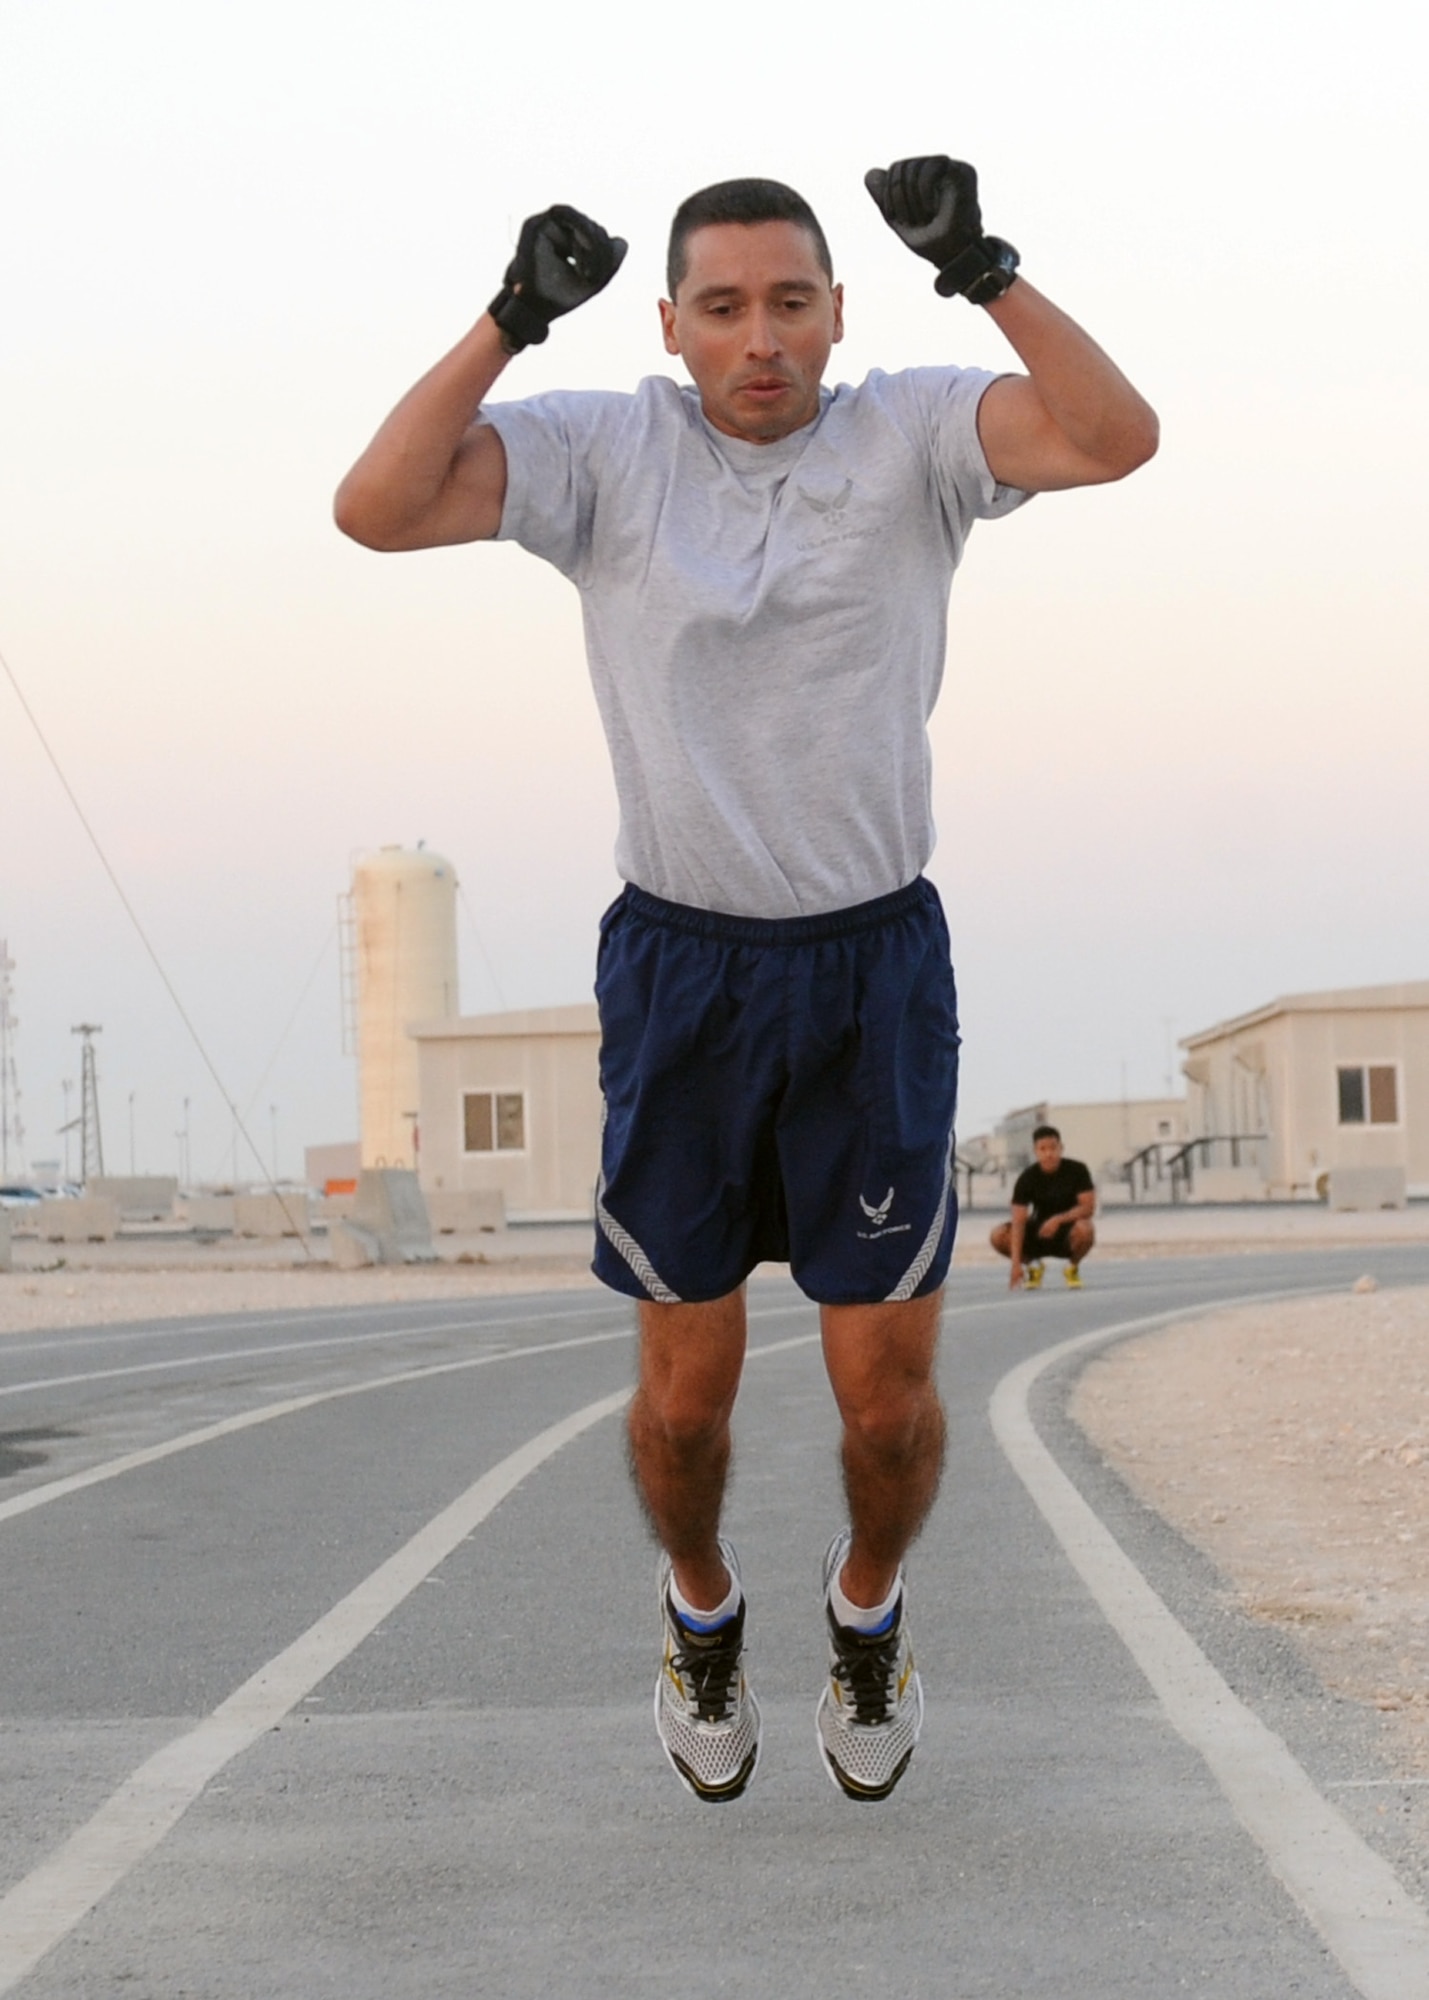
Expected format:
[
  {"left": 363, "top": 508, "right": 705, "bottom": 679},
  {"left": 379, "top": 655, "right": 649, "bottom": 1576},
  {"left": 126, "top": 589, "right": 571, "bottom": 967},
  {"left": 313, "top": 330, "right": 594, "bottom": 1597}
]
[
  {"left": 1073, "top": 1284, "right": 1429, "bottom": 1786},
  {"left": 0, "top": 1225, "right": 603, "bottom": 1334},
  {"left": 0, "top": 1256, "right": 601, "bottom": 1335}
]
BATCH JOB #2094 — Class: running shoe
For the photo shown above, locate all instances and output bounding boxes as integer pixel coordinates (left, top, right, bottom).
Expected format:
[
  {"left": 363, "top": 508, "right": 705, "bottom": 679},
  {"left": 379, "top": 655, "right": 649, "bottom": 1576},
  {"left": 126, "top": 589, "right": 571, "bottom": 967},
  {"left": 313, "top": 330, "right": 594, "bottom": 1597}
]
[
  {"left": 654, "top": 1540, "right": 760, "bottom": 1801},
  {"left": 1025, "top": 1260, "right": 1044, "bottom": 1289},
  {"left": 815, "top": 1529, "right": 923, "bottom": 1801},
  {"left": 1065, "top": 1261, "right": 1082, "bottom": 1288}
]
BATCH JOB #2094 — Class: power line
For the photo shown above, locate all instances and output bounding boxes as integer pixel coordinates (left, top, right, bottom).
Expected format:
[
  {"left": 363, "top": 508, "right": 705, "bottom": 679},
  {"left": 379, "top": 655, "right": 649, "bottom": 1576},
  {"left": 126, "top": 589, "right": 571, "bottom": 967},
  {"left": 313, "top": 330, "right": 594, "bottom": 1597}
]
[
  {"left": 458, "top": 881, "right": 509, "bottom": 1012},
  {"left": 0, "top": 639, "right": 313, "bottom": 1254},
  {"left": 201, "top": 924, "right": 337, "bottom": 1185}
]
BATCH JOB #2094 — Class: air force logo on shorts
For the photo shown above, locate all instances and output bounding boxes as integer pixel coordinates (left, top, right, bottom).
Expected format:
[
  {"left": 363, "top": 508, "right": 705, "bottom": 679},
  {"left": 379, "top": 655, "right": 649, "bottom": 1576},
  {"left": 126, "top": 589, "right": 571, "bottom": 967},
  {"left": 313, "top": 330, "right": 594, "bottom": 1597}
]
[
  {"left": 857, "top": 1187, "right": 905, "bottom": 1235},
  {"left": 592, "top": 879, "right": 960, "bottom": 1307}
]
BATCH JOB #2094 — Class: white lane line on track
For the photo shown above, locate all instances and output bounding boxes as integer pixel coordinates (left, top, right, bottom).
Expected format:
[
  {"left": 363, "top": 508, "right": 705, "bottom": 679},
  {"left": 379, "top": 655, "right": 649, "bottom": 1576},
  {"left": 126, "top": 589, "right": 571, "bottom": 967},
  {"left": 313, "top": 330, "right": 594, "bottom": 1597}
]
[
  {"left": 0, "top": 1295, "right": 621, "bottom": 1360},
  {"left": 0, "top": 1297, "right": 821, "bottom": 1530},
  {"left": 0, "top": 1313, "right": 620, "bottom": 1399},
  {"left": 0, "top": 1326, "right": 634, "bottom": 1529},
  {"left": 0, "top": 1325, "right": 822, "bottom": 1989},
  {"left": 0, "top": 1288, "right": 833, "bottom": 1397},
  {"left": 0, "top": 1273, "right": 816, "bottom": 1361},
  {"left": 0, "top": 1298, "right": 634, "bottom": 1394},
  {"left": 0, "top": 1384, "right": 631, "bottom": 1995},
  {"left": 991, "top": 1294, "right": 1429, "bottom": 2000}
]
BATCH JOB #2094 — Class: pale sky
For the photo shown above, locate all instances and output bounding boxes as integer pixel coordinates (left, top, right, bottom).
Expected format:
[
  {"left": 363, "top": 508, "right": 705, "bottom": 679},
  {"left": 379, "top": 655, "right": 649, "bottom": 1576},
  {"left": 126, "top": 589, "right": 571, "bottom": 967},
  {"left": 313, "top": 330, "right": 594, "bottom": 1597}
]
[{"left": 2, "top": 0, "right": 1424, "bottom": 1183}]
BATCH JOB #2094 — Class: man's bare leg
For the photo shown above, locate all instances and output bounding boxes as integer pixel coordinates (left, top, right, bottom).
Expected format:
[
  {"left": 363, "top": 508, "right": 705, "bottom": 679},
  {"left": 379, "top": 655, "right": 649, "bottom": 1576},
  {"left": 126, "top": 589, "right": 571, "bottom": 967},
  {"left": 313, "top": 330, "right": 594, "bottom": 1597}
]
[
  {"left": 1068, "top": 1220, "right": 1096, "bottom": 1263},
  {"left": 626, "top": 1289, "right": 747, "bottom": 1609},
  {"left": 633, "top": 1288, "right": 760, "bottom": 1802},
  {"left": 820, "top": 1289, "right": 946, "bottom": 1607}
]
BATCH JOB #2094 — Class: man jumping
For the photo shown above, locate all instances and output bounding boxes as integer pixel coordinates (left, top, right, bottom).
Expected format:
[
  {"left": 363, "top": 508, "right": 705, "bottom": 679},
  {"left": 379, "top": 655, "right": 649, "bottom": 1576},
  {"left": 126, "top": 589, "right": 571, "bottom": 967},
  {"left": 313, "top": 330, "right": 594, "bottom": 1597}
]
[{"left": 335, "top": 159, "right": 1156, "bottom": 1801}]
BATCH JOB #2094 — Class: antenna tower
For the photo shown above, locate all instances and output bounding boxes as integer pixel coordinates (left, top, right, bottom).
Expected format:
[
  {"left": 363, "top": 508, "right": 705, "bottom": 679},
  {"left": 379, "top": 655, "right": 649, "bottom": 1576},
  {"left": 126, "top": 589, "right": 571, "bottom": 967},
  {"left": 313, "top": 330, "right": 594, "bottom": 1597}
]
[
  {"left": 71, "top": 1022, "right": 105, "bottom": 1182},
  {"left": 337, "top": 891, "right": 358, "bottom": 1056},
  {"left": 0, "top": 941, "right": 25, "bottom": 1178}
]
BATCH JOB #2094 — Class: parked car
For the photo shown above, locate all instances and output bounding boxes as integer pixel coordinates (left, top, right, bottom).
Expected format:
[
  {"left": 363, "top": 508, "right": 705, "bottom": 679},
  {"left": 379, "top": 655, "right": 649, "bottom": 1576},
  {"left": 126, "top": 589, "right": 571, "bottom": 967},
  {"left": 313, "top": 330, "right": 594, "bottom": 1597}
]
[{"left": 0, "top": 1185, "right": 43, "bottom": 1210}]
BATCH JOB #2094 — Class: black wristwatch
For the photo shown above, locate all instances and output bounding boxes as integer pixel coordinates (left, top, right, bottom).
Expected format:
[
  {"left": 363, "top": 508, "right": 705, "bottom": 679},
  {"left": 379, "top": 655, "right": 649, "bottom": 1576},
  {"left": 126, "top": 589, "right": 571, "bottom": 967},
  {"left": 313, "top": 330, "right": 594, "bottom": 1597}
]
[{"left": 935, "top": 235, "right": 1020, "bottom": 304}]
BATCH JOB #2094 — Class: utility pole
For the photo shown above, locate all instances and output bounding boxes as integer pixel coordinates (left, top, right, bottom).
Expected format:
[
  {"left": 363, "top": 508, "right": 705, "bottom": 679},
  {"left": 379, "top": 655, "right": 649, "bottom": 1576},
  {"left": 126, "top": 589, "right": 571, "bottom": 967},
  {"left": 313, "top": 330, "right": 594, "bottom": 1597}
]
[
  {"left": 71, "top": 1024, "right": 105, "bottom": 1183},
  {"left": 0, "top": 939, "right": 25, "bottom": 1178}
]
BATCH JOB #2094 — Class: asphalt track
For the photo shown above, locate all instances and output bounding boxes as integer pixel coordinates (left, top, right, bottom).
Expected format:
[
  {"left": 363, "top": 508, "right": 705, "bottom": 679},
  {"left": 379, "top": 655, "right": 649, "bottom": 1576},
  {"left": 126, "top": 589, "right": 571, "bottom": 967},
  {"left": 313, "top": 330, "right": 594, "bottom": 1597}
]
[{"left": 2, "top": 1248, "right": 1429, "bottom": 1997}]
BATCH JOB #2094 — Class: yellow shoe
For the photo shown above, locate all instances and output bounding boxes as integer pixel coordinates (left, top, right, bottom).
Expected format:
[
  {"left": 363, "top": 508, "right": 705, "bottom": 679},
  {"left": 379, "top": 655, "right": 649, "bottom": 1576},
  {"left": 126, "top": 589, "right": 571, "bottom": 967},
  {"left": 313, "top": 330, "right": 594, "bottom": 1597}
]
[
  {"left": 1025, "top": 1262, "right": 1044, "bottom": 1289},
  {"left": 1064, "top": 1263, "right": 1082, "bottom": 1288}
]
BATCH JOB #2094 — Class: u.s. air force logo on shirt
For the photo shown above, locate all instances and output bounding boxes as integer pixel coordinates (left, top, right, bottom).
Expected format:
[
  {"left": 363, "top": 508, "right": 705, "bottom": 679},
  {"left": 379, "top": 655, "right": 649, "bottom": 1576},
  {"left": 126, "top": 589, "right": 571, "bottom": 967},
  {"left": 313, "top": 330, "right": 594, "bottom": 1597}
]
[
  {"left": 799, "top": 477, "right": 852, "bottom": 516},
  {"left": 794, "top": 475, "right": 885, "bottom": 554}
]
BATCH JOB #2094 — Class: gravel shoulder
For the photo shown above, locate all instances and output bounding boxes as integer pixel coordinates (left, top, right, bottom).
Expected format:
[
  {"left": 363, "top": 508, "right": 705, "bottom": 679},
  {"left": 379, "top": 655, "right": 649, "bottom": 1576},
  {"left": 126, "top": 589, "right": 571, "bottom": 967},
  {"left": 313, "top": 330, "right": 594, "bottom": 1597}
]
[
  {"left": 0, "top": 1260, "right": 602, "bottom": 1336},
  {"left": 1071, "top": 1283, "right": 1429, "bottom": 1795}
]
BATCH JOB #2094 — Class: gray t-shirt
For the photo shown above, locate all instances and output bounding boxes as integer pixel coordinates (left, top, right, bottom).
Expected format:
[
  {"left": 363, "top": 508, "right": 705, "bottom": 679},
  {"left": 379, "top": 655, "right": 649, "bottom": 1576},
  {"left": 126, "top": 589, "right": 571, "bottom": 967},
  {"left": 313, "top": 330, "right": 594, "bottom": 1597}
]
[{"left": 486, "top": 367, "right": 1027, "bottom": 918}]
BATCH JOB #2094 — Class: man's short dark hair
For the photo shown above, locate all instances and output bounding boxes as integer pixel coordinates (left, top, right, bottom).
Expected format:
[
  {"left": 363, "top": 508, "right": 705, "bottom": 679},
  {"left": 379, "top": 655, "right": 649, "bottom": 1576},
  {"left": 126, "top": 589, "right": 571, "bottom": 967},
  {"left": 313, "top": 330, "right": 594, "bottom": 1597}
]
[
  {"left": 666, "top": 179, "right": 833, "bottom": 299},
  {"left": 1032, "top": 1124, "right": 1061, "bottom": 1143}
]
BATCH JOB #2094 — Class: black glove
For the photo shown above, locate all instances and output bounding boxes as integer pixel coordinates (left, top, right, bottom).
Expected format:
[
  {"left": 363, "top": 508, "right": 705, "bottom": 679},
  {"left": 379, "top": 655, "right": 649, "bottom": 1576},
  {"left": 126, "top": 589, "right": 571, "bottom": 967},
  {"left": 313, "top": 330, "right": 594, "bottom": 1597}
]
[
  {"left": 488, "top": 204, "right": 627, "bottom": 353},
  {"left": 864, "top": 157, "right": 1019, "bottom": 305}
]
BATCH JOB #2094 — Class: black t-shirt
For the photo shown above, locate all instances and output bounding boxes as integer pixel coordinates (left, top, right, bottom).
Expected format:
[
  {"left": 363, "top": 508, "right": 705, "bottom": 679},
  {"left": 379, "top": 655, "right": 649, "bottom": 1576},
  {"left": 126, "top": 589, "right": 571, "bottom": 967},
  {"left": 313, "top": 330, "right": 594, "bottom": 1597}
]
[{"left": 1011, "top": 1157, "right": 1094, "bottom": 1223}]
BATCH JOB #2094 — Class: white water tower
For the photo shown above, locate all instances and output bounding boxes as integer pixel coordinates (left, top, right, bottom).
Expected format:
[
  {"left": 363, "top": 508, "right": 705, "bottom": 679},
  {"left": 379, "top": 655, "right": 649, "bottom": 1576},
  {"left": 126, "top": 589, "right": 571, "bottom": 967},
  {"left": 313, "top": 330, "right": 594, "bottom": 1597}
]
[{"left": 344, "top": 846, "right": 458, "bottom": 1170}]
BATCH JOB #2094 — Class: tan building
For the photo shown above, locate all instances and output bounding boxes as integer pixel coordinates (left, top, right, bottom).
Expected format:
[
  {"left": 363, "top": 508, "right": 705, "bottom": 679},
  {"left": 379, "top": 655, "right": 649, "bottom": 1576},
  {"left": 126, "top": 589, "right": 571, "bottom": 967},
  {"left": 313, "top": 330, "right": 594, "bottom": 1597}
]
[
  {"left": 970, "top": 1097, "right": 1187, "bottom": 1187},
  {"left": 411, "top": 1005, "right": 601, "bottom": 1221},
  {"left": 1181, "top": 980, "right": 1429, "bottom": 1202}
]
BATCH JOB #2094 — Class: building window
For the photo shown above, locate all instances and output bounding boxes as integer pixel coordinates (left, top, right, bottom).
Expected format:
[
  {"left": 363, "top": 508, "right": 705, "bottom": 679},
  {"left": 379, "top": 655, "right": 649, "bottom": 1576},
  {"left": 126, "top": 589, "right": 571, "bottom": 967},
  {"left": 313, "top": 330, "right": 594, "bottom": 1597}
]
[
  {"left": 1337, "top": 1065, "right": 1398, "bottom": 1126},
  {"left": 463, "top": 1091, "right": 526, "bottom": 1153}
]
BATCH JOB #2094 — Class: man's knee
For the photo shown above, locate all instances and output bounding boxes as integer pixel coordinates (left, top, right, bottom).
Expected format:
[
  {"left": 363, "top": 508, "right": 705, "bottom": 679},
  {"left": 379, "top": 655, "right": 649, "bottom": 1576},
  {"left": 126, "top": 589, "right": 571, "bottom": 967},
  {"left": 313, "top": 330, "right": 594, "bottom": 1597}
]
[
  {"left": 842, "top": 1377, "right": 944, "bottom": 1462},
  {"left": 630, "top": 1377, "right": 732, "bottom": 1453},
  {"left": 633, "top": 1295, "right": 745, "bottom": 1450},
  {"left": 821, "top": 1291, "right": 943, "bottom": 1459}
]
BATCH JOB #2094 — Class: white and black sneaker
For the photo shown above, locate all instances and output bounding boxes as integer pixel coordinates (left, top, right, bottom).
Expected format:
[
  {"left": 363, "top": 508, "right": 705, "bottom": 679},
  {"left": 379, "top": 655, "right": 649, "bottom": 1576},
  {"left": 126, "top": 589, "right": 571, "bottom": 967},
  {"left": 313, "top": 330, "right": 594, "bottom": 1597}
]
[
  {"left": 815, "top": 1528, "right": 923, "bottom": 1801},
  {"left": 655, "top": 1540, "right": 761, "bottom": 1802}
]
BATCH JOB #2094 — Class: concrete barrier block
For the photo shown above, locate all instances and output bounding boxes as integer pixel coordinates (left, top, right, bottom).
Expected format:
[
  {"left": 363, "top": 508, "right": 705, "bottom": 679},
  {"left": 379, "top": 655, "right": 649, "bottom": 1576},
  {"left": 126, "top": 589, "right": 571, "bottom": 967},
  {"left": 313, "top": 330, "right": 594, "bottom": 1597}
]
[
  {"left": 88, "top": 1175, "right": 179, "bottom": 1220},
  {"left": 182, "top": 1195, "right": 236, "bottom": 1233},
  {"left": 330, "top": 1220, "right": 380, "bottom": 1268},
  {"left": 350, "top": 1169, "right": 436, "bottom": 1264},
  {"left": 0, "top": 1209, "right": 11, "bottom": 1271},
  {"left": 234, "top": 1192, "right": 311, "bottom": 1238},
  {"left": 424, "top": 1188, "right": 506, "bottom": 1235},
  {"left": 41, "top": 1196, "right": 119, "bottom": 1242},
  {"left": 1328, "top": 1165, "right": 1408, "bottom": 1211}
]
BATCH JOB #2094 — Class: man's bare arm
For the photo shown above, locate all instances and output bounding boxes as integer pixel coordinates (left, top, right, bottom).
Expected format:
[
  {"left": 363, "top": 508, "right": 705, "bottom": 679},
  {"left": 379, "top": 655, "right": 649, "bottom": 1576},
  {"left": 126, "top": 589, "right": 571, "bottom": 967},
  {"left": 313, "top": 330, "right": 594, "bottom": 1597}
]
[
  {"left": 334, "top": 315, "right": 512, "bottom": 552},
  {"left": 1008, "top": 1204, "right": 1029, "bottom": 1286},
  {"left": 1037, "top": 1188, "right": 1097, "bottom": 1238},
  {"left": 976, "top": 282, "right": 1159, "bottom": 493},
  {"left": 863, "top": 156, "right": 1157, "bottom": 496},
  {"left": 335, "top": 202, "right": 626, "bottom": 553}
]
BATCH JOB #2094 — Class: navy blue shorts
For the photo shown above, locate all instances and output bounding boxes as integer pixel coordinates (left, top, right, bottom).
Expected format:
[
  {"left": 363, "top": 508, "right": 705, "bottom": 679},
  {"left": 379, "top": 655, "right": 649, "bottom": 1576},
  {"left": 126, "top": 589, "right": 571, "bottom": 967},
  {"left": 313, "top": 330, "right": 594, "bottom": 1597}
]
[{"left": 592, "top": 878, "right": 960, "bottom": 1306}]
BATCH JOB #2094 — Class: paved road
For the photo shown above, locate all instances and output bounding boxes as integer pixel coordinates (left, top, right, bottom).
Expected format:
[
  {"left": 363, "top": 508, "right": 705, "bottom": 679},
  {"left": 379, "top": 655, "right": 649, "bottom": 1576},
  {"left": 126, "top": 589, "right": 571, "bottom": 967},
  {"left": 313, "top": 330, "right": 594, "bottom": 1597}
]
[{"left": 2, "top": 1248, "right": 1428, "bottom": 1998}]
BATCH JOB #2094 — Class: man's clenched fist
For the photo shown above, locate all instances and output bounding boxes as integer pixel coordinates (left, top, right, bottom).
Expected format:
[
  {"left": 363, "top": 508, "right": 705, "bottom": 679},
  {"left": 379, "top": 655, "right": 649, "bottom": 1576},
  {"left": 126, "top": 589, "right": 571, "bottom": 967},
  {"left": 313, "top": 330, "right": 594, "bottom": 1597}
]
[
  {"left": 489, "top": 204, "right": 627, "bottom": 353},
  {"left": 864, "top": 158, "right": 1018, "bottom": 305}
]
